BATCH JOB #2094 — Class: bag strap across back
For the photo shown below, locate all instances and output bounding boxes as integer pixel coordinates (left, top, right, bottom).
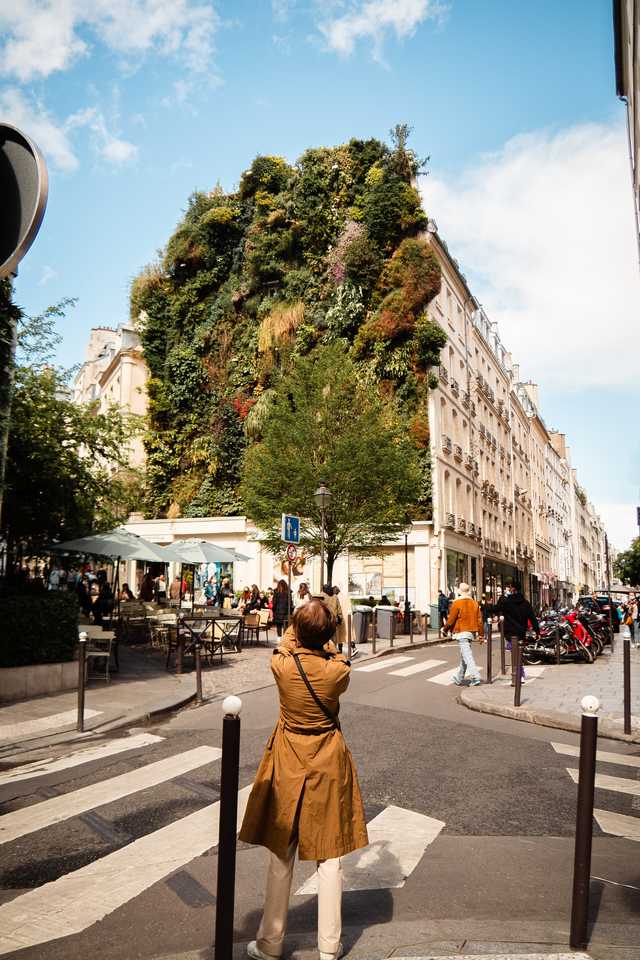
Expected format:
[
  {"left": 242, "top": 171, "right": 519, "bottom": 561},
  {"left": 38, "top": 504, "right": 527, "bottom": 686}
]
[{"left": 292, "top": 653, "right": 341, "bottom": 730}]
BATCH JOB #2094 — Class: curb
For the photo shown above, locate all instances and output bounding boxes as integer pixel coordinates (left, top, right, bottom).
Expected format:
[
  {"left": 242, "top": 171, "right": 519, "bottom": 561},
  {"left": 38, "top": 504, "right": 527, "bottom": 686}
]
[
  {"left": 0, "top": 689, "right": 197, "bottom": 762},
  {"left": 458, "top": 690, "right": 640, "bottom": 744}
]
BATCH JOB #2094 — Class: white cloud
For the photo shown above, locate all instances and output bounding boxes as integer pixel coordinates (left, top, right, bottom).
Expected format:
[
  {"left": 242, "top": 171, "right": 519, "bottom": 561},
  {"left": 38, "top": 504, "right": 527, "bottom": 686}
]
[
  {"left": 38, "top": 265, "right": 57, "bottom": 286},
  {"left": 0, "top": 87, "right": 78, "bottom": 171},
  {"left": 595, "top": 503, "right": 638, "bottom": 552},
  {"left": 66, "top": 106, "right": 138, "bottom": 165},
  {"left": 0, "top": 0, "right": 219, "bottom": 82},
  {"left": 320, "top": 0, "right": 445, "bottom": 59},
  {"left": 424, "top": 122, "right": 640, "bottom": 388}
]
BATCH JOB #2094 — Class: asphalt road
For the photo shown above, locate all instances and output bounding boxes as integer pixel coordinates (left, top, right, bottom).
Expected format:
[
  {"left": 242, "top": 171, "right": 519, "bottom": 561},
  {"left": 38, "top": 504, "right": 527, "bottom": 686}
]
[{"left": 1, "top": 641, "right": 639, "bottom": 960}]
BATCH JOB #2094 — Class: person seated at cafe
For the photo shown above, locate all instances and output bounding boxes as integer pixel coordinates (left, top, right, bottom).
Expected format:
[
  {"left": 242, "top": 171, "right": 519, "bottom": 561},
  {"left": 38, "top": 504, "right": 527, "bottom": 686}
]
[
  {"left": 245, "top": 584, "right": 264, "bottom": 613},
  {"left": 217, "top": 577, "right": 235, "bottom": 608},
  {"left": 119, "top": 583, "right": 135, "bottom": 602},
  {"left": 93, "top": 572, "right": 114, "bottom": 626}
]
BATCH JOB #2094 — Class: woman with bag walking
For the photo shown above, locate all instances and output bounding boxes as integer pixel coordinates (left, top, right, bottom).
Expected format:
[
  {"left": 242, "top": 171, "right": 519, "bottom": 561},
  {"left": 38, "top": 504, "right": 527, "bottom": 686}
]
[{"left": 239, "top": 599, "right": 368, "bottom": 960}]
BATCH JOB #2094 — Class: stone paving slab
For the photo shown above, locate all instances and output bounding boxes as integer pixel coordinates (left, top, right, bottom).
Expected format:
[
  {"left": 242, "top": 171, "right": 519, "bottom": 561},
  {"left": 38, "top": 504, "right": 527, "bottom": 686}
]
[{"left": 459, "top": 646, "right": 640, "bottom": 744}]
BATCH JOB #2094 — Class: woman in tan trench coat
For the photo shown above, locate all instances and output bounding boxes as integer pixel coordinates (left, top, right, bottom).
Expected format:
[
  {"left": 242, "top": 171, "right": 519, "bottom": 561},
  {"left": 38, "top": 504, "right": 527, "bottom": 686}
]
[{"left": 239, "top": 599, "right": 368, "bottom": 960}]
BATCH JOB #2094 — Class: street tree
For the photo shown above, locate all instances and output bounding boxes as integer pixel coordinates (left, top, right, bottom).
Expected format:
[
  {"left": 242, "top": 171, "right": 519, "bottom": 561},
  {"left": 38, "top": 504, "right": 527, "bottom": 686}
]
[
  {"left": 241, "top": 342, "right": 421, "bottom": 582},
  {"left": 2, "top": 302, "right": 143, "bottom": 568},
  {"left": 613, "top": 537, "right": 640, "bottom": 587}
]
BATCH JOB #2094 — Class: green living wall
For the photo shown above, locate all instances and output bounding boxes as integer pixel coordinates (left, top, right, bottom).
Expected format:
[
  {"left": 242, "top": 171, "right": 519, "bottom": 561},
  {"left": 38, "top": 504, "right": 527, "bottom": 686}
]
[{"left": 131, "top": 127, "right": 447, "bottom": 520}]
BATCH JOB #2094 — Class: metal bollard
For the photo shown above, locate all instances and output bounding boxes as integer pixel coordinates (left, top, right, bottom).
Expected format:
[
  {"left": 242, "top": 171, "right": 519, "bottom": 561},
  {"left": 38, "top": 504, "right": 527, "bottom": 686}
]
[
  {"left": 347, "top": 612, "right": 352, "bottom": 660},
  {"left": 215, "top": 695, "right": 242, "bottom": 960},
  {"left": 194, "top": 641, "right": 203, "bottom": 703},
  {"left": 513, "top": 638, "right": 522, "bottom": 707},
  {"left": 77, "top": 632, "right": 87, "bottom": 732},
  {"left": 499, "top": 619, "right": 506, "bottom": 676},
  {"left": 372, "top": 609, "right": 377, "bottom": 655},
  {"left": 623, "top": 634, "right": 631, "bottom": 736},
  {"left": 486, "top": 622, "right": 492, "bottom": 684},
  {"left": 409, "top": 609, "right": 414, "bottom": 644},
  {"left": 423, "top": 612, "right": 428, "bottom": 643},
  {"left": 570, "top": 695, "right": 600, "bottom": 949},
  {"left": 556, "top": 624, "right": 561, "bottom": 666}
]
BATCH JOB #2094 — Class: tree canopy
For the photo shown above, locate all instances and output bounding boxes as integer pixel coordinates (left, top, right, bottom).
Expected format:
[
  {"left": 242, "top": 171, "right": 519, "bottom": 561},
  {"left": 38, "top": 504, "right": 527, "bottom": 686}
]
[
  {"left": 131, "top": 127, "right": 447, "bottom": 522},
  {"left": 2, "top": 301, "right": 142, "bottom": 565},
  {"left": 614, "top": 538, "right": 640, "bottom": 587},
  {"left": 241, "top": 344, "right": 421, "bottom": 581}
]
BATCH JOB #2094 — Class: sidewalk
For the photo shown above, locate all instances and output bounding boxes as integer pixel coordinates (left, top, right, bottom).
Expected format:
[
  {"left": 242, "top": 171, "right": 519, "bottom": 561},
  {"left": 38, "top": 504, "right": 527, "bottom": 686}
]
[
  {"left": 0, "top": 627, "right": 439, "bottom": 760},
  {"left": 459, "top": 643, "right": 640, "bottom": 743}
]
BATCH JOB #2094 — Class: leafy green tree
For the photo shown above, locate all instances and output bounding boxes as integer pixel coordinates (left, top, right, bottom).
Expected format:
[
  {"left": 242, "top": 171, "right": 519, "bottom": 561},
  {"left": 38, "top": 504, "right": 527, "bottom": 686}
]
[
  {"left": 2, "top": 303, "right": 142, "bottom": 566},
  {"left": 614, "top": 538, "right": 640, "bottom": 587},
  {"left": 241, "top": 343, "right": 421, "bottom": 582}
]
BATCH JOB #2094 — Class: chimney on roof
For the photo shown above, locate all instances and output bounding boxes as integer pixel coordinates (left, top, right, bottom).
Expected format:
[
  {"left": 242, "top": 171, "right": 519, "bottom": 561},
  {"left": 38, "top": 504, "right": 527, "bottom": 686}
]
[{"left": 522, "top": 382, "right": 539, "bottom": 408}]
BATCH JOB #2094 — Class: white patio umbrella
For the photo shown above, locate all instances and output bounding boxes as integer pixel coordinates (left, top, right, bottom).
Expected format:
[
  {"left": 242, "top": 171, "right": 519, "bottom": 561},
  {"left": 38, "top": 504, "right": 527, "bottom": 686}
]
[{"left": 165, "top": 539, "right": 250, "bottom": 610}]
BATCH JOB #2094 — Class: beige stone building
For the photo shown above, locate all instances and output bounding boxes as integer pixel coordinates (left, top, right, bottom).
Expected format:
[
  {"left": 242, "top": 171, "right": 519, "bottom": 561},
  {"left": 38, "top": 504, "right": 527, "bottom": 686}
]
[
  {"left": 424, "top": 225, "right": 607, "bottom": 606},
  {"left": 73, "top": 324, "right": 148, "bottom": 469}
]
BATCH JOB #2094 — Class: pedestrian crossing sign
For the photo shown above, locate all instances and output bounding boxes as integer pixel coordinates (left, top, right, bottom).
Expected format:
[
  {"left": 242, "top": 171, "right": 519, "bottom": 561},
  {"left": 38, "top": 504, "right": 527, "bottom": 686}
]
[{"left": 281, "top": 513, "right": 300, "bottom": 544}]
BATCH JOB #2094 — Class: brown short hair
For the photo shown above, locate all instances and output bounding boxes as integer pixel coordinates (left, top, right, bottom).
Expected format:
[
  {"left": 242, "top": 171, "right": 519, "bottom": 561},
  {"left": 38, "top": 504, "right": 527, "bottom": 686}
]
[{"left": 293, "top": 599, "right": 336, "bottom": 650}]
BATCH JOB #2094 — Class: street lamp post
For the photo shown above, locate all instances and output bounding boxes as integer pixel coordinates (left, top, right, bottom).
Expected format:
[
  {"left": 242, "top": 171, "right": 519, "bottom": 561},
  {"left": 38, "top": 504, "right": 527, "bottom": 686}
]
[
  {"left": 314, "top": 482, "right": 332, "bottom": 589},
  {"left": 404, "top": 530, "right": 411, "bottom": 634}
]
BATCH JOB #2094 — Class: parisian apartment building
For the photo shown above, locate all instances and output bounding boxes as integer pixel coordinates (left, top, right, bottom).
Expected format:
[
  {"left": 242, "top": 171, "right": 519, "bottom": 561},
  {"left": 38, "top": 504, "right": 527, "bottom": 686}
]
[
  {"left": 424, "top": 226, "right": 606, "bottom": 609},
  {"left": 73, "top": 324, "right": 148, "bottom": 471}
]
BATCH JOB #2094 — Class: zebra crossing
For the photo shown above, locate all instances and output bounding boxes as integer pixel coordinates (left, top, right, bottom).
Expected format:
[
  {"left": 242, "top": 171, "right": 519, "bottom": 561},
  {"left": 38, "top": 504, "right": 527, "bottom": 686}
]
[
  {"left": 0, "top": 730, "right": 446, "bottom": 955},
  {"left": 353, "top": 652, "right": 546, "bottom": 687},
  {"left": 551, "top": 741, "right": 640, "bottom": 843}
]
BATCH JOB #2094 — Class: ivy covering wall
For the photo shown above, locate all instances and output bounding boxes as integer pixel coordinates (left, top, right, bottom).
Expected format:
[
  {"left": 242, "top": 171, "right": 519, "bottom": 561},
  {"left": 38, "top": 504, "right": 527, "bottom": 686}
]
[{"left": 131, "top": 127, "right": 447, "bottom": 520}]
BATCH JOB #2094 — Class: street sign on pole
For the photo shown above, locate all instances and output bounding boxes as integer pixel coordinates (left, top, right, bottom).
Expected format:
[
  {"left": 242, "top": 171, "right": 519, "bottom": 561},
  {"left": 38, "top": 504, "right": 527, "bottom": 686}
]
[
  {"left": 281, "top": 514, "right": 300, "bottom": 544},
  {"left": 286, "top": 543, "right": 297, "bottom": 562}
]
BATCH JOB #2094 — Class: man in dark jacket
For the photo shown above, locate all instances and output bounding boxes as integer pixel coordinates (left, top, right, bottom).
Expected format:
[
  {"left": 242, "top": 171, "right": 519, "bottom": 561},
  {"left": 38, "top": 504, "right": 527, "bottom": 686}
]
[
  {"left": 493, "top": 587, "right": 539, "bottom": 685},
  {"left": 437, "top": 591, "right": 450, "bottom": 631}
]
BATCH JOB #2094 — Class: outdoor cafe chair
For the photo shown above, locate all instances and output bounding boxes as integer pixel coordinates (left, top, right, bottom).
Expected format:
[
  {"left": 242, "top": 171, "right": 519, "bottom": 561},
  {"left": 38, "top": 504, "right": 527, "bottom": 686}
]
[
  {"left": 84, "top": 634, "right": 113, "bottom": 683},
  {"left": 258, "top": 608, "right": 271, "bottom": 645},
  {"left": 243, "top": 612, "right": 259, "bottom": 646},
  {"left": 213, "top": 617, "right": 242, "bottom": 653}
]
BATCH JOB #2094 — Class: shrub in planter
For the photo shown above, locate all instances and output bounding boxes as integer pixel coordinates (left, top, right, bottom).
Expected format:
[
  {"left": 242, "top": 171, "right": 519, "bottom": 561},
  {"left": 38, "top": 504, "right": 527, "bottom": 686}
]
[{"left": 0, "top": 591, "right": 79, "bottom": 668}]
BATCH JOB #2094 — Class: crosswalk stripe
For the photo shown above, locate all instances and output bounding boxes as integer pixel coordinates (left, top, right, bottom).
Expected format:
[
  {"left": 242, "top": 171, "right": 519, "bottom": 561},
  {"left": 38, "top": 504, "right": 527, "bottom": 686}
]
[
  {"left": 392, "top": 955, "right": 591, "bottom": 959},
  {"left": 427, "top": 668, "right": 459, "bottom": 685},
  {"left": 388, "top": 658, "right": 446, "bottom": 677},
  {"left": 0, "top": 733, "right": 165, "bottom": 788},
  {"left": 354, "top": 656, "right": 414, "bottom": 672},
  {"left": 551, "top": 742, "right": 640, "bottom": 769},
  {"left": 0, "top": 745, "right": 222, "bottom": 845},
  {"left": 566, "top": 769, "right": 640, "bottom": 798},
  {"left": 0, "top": 785, "right": 251, "bottom": 955},
  {"left": 295, "top": 804, "right": 445, "bottom": 894},
  {"left": 594, "top": 809, "right": 640, "bottom": 842},
  {"left": 0, "top": 709, "right": 102, "bottom": 742}
]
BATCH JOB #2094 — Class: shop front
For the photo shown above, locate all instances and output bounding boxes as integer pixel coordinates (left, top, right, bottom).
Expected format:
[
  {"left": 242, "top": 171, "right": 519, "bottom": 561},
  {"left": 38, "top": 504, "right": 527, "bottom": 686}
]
[{"left": 482, "top": 558, "right": 520, "bottom": 601}]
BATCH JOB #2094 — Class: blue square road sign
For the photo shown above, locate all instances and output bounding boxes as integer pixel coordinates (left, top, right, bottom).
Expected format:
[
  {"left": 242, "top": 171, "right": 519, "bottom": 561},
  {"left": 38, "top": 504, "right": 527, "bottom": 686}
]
[{"left": 281, "top": 514, "right": 300, "bottom": 544}]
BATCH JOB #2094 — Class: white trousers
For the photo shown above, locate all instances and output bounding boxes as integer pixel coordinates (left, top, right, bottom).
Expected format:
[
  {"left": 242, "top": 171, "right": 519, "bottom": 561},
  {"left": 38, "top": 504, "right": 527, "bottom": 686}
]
[{"left": 256, "top": 841, "right": 342, "bottom": 957}]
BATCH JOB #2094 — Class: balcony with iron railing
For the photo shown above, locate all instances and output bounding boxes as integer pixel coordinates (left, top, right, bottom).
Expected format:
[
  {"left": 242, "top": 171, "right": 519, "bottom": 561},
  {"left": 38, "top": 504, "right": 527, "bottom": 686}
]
[
  {"left": 439, "top": 366, "right": 449, "bottom": 384},
  {"left": 453, "top": 444, "right": 463, "bottom": 462},
  {"left": 442, "top": 435, "right": 452, "bottom": 453},
  {"left": 450, "top": 378, "right": 460, "bottom": 397},
  {"left": 445, "top": 513, "right": 456, "bottom": 529}
]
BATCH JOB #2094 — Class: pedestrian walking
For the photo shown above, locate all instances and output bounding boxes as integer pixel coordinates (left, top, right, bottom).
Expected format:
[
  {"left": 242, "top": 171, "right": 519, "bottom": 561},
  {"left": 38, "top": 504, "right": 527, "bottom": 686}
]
[
  {"left": 169, "top": 575, "right": 182, "bottom": 602},
  {"left": 332, "top": 586, "right": 348, "bottom": 653},
  {"left": 627, "top": 594, "right": 639, "bottom": 649},
  {"left": 138, "top": 572, "right": 155, "bottom": 602},
  {"left": 493, "top": 585, "right": 539, "bottom": 683},
  {"left": 272, "top": 579, "right": 293, "bottom": 636},
  {"left": 239, "top": 599, "right": 368, "bottom": 960},
  {"left": 443, "top": 582, "right": 483, "bottom": 686},
  {"left": 437, "top": 590, "right": 450, "bottom": 632}
]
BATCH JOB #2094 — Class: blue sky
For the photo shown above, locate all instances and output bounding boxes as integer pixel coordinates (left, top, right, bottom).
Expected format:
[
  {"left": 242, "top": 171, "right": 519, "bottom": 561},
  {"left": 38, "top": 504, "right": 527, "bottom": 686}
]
[{"left": 3, "top": 0, "right": 639, "bottom": 547}]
